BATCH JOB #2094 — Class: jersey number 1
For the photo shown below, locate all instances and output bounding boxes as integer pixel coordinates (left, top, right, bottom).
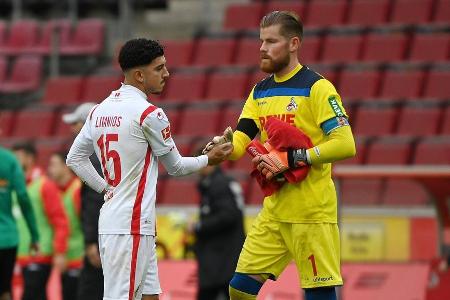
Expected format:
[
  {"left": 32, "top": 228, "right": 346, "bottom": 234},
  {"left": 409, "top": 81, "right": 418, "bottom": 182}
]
[{"left": 97, "top": 134, "right": 122, "bottom": 187}]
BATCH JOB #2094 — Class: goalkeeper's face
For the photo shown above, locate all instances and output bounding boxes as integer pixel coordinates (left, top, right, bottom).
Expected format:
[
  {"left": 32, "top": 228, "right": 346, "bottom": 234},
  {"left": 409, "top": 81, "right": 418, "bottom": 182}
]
[
  {"left": 259, "top": 24, "right": 290, "bottom": 74},
  {"left": 139, "top": 55, "right": 170, "bottom": 95}
]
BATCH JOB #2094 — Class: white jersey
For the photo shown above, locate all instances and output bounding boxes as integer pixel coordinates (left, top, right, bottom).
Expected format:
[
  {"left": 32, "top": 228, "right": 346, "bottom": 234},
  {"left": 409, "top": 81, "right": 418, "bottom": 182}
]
[{"left": 76, "top": 84, "right": 175, "bottom": 235}]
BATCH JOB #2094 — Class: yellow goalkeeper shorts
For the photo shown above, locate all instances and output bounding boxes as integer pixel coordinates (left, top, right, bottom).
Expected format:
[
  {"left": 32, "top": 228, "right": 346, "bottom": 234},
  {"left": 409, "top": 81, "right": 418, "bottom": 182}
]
[{"left": 236, "top": 212, "right": 343, "bottom": 288}]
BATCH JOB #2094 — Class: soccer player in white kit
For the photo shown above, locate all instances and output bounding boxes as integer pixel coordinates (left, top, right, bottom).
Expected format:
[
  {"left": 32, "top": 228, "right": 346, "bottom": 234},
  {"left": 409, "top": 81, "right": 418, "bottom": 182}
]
[{"left": 66, "top": 38, "right": 233, "bottom": 300}]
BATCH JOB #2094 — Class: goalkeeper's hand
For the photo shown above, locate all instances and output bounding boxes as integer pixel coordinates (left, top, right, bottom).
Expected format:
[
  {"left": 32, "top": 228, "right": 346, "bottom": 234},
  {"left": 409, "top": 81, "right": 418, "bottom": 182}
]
[
  {"left": 253, "top": 143, "right": 310, "bottom": 180},
  {"left": 202, "top": 126, "right": 233, "bottom": 154},
  {"left": 252, "top": 148, "right": 289, "bottom": 180}
]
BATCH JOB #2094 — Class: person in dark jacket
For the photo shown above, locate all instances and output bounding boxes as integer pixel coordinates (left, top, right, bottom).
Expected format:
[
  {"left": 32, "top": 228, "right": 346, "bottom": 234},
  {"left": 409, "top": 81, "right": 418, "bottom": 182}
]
[
  {"left": 62, "top": 103, "right": 104, "bottom": 300},
  {"left": 188, "top": 165, "right": 246, "bottom": 300}
]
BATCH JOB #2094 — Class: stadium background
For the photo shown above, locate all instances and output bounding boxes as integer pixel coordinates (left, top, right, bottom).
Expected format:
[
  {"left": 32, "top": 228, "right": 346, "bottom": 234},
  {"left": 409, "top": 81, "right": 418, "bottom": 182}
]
[{"left": 0, "top": 0, "right": 449, "bottom": 299}]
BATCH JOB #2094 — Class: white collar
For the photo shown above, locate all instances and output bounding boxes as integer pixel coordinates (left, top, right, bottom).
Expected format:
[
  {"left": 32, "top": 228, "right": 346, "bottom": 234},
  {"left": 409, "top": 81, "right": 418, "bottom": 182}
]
[{"left": 119, "top": 83, "right": 147, "bottom": 100}]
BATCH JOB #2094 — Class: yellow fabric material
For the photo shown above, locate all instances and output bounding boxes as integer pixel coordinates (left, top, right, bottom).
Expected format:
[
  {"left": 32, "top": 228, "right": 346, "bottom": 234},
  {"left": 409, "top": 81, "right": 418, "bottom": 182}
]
[
  {"left": 229, "top": 130, "right": 252, "bottom": 161},
  {"left": 236, "top": 212, "right": 343, "bottom": 288},
  {"left": 229, "top": 286, "right": 257, "bottom": 300},
  {"left": 238, "top": 64, "right": 354, "bottom": 223},
  {"left": 307, "top": 125, "right": 356, "bottom": 165}
]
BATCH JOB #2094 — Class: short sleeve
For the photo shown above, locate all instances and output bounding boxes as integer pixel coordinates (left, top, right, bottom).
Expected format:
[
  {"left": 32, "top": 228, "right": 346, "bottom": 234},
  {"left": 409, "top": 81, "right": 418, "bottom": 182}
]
[
  {"left": 309, "top": 79, "right": 348, "bottom": 127},
  {"left": 141, "top": 107, "right": 176, "bottom": 157},
  {"left": 239, "top": 87, "right": 261, "bottom": 131}
]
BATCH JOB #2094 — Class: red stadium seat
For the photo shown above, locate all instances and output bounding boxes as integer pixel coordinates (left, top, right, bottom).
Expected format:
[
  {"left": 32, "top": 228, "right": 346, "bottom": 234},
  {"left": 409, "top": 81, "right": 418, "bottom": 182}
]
[
  {"left": 362, "top": 33, "right": 407, "bottom": 62},
  {"left": 224, "top": 3, "right": 264, "bottom": 31},
  {"left": 434, "top": 0, "right": 450, "bottom": 22},
  {"left": 176, "top": 106, "right": 221, "bottom": 138},
  {"left": 441, "top": 107, "right": 450, "bottom": 135},
  {"left": 353, "top": 106, "right": 397, "bottom": 137},
  {"left": 264, "top": 1, "right": 305, "bottom": 19},
  {"left": 379, "top": 70, "right": 424, "bottom": 99},
  {"left": 205, "top": 70, "right": 248, "bottom": 100},
  {"left": 160, "top": 178, "right": 199, "bottom": 204},
  {"left": 0, "top": 21, "right": 6, "bottom": 46},
  {"left": 396, "top": 105, "right": 441, "bottom": 136},
  {"left": 161, "top": 40, "right": 193, "bottom": 68},
  {"left": 347, "top": 0, "right": 390, "bottom": 25},
  {"left": 79, "top": 75, "right": 122, "bottom": 102},
  {"left": 0, "top": 55, "right": 42, "bottom": 93},
  {"left": 339, "top": 69, "right": 380, "bottom": 100},
  {"left": 60, "top": 19, "right": 104, "bottom": 55},
  {"left": 336, "top": 137, "right": 368, "bottom": 165},
  {"left": 0, "top": 56, "right": 6, "bottom": 83},
  {"left": 390, "top": 0, "right": 433, "bottom": 24},
  {"left": 0, "top": 20, "right": 39, "bottom": 55},
  {"left": 0, "top": 110, "right": 14, "bottom": 137},
  {"left": 11, "top": 108, "right": 55, "bottom": 138},
  {"left": 321, "top": 34, "right": 363, "bottom": 64},
  {"left": 414, "top": 137, "right": 450, "bottom": 164},
  {"left": 366, "top": 137, "right": 412, "bottom": 165},
  {"left": 234, "top": 37, "right": 261, "bottom": 67},
  {"left": 248, "top": 69, "right": 270, "bottom": 88},
  {"left": 299, "top": 35, "right": 321, "bottom": 63},
  {"left": 43, "top": 76, "right": 83, "bottom": 104},
  {"left": 221, "top": 105, "right": 243, "bottom": 129},
  {"left": 382, "top": 179, "right": 429, "bottom": 206},
  {"left": 306, "top": 0, "right": 347, "bottom": 27},
  {"left": 423, "top": 69, "right": 450, "bottom": 99},
  {"left": 409, "top": 33, "right": 449, "bottom": 62},
  {"left": 35, "top": 138, "right": 67, "bottom": 168},
  {"left": 28, "top": 20, "right": 71, "bottom": 55},
  {"left": 340, "top": 179, "right": 383, "bottom": 205},
  {"left": 164, "top": 71, "right": 206, "bottom": 101},
  {"left": 192, "top": 38, "right": 236, "bottom": 67},
  {"left": 162, "top": 107, "right": 181, "bottom": 131}
]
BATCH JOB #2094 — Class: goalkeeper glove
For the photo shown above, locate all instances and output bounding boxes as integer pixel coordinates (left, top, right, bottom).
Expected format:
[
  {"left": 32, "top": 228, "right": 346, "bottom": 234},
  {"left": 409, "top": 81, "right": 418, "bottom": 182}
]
[
  {"left": 202, "top": 126, "right": 233, "bottom": 154},
  {"left": 254, "top": 143, "right": 310, "bottom": 180}
]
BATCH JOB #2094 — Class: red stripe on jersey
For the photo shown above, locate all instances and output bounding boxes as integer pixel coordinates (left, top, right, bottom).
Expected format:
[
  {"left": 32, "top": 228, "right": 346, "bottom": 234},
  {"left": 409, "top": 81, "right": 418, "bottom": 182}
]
[
  {"left": 131, "top": 146, "right": 152, "bottom": 234},
  {"left": 128, "top": 235, "right": 141, "bottom": 300},
  {"left": 88, "top": 104, "right": 99, "bottom": 121},
  {"left": 140, "top": 105, "right": 157, "bottom": 126}
]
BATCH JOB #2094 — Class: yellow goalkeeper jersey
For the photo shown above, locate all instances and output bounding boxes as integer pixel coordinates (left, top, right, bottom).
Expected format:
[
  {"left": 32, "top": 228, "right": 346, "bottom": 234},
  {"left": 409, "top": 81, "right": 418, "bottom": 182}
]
[{"left": 239, "top": 64, "right": 348, "bottom": 223}]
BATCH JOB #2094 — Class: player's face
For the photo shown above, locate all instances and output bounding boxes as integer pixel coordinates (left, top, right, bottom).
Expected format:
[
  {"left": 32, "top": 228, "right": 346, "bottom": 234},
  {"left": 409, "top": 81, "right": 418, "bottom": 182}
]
[
  {"left": 259, "top": 24, "right": 290, "bottom": 73},
  {"left": 48, "top": 155, "right": 65, "bottom": 181},
  {"left": 140, "top": 55, "right": 170, "bottom": 95},
  {"left": 13, "top": 150, "right": 32, "bottom": 171}
]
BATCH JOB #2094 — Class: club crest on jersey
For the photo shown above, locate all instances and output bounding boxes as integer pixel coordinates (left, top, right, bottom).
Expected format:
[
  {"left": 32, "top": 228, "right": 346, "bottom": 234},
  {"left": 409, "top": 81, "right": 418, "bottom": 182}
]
[
  {"left": 286, "top": 97, "right": 298, "bottom": 112},
  {"left": 161, "top": 125, "right": 171, "bottom": 140}
]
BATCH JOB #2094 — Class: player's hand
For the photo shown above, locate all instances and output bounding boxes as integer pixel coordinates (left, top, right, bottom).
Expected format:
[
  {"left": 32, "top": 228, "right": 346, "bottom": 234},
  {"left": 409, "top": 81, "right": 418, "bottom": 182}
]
[
  {"left": 202, "top": 127, "right": 233, "bottom": 154},
  {"left": 85, "top": 243, "right": 102, "bottom": 268},
  {"left": 252, "top": 148, "right": 289, "bottom": 180},
  {"left": 53, "top": 253, "right": 67, "bottom": 273},
  {"left": 103, "top": 188, "right": 113, "bottom": 202},
  {"left": 206, "top": 142, "right": 233, "bottom": 165}
]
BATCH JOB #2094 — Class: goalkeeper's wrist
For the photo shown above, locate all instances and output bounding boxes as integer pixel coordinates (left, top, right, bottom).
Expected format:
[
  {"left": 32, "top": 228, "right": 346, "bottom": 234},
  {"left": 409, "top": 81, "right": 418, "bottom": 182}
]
[{"left": 287, "top": 148, "right": 311, "bottom": 168}]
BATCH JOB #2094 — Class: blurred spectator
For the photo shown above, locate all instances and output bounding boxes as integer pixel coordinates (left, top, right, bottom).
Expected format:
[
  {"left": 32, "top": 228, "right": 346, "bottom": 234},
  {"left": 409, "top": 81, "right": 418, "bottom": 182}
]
[
  {"left": 62, "top": 103, "right": 104, "bottom": 300},
  {"left": 0, "top": 143, "right": 39, "bottom": 300},
  {"left": 12, "top": 142, "right": 69, "bottom": 300},
  {"left": 188, "top": 162, "right": 245, "bottom": 300},
  {"left": 48, "top": 152, "right": 83, "bottom": 300}
]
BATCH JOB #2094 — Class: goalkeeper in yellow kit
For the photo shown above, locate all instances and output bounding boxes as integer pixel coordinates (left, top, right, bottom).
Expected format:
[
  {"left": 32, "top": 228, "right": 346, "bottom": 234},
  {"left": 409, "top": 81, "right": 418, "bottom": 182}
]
[{"left": 205, "top": 11, "right": 356, "bottom": 300}]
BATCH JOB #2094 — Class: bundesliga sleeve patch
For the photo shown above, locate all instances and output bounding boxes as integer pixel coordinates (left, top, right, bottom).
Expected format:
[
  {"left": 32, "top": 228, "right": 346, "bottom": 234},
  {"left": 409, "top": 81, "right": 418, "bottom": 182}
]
[
  {"left": 321, "top": 116, "right": 349, "bottom": 135},
  {"left": 161, "top": 125, "right": 171, "bottom": 140}
]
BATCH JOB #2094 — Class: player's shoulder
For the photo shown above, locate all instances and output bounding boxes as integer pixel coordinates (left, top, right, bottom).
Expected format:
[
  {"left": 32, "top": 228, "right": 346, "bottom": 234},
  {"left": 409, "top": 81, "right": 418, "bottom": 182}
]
[
  {"left": 139, "top": 104, "right": 166, "bottom": 126},
  {"left": 254, "top": 74, "right": 274, "bottom": 92},
  {"left": 293, "top": 66, "right": 324, "bottom": 89}
]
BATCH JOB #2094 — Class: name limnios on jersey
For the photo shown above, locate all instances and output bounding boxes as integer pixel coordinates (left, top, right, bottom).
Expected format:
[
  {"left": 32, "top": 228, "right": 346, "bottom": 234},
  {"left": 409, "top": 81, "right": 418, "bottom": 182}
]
[{"left": 95, "top": 116, "right": 122, "bottom": 128}]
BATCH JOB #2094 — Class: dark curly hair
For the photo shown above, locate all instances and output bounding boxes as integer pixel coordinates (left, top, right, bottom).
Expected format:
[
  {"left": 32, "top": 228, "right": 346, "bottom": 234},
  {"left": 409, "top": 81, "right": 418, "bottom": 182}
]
[{"left": 118, "top": 38, "right": 164, "bottom": 71}]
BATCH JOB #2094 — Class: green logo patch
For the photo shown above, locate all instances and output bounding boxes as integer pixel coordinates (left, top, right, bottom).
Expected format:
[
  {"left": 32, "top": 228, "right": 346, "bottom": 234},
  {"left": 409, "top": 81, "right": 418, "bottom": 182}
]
[{"left": 328, "top": 96, "right": 344, "bottom": 117}]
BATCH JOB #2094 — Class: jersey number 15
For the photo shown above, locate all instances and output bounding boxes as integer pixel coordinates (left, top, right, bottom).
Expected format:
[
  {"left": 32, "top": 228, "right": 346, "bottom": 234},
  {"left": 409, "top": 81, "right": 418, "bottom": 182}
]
[{"left": 97, "top": 134, "right": 122, "bottom": 187}]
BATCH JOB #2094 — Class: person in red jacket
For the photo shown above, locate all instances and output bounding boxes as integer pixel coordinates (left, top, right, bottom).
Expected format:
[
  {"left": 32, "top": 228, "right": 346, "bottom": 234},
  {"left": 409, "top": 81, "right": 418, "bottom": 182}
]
[{"left": 12, "top": 142, "right": 69, "bottom": 300}]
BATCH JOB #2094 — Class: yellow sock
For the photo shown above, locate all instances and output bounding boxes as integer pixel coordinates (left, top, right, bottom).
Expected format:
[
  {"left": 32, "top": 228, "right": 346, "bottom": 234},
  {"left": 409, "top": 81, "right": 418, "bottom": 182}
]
[{"left": 229, "top": 286, "right": 257, "bottom": 300}]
